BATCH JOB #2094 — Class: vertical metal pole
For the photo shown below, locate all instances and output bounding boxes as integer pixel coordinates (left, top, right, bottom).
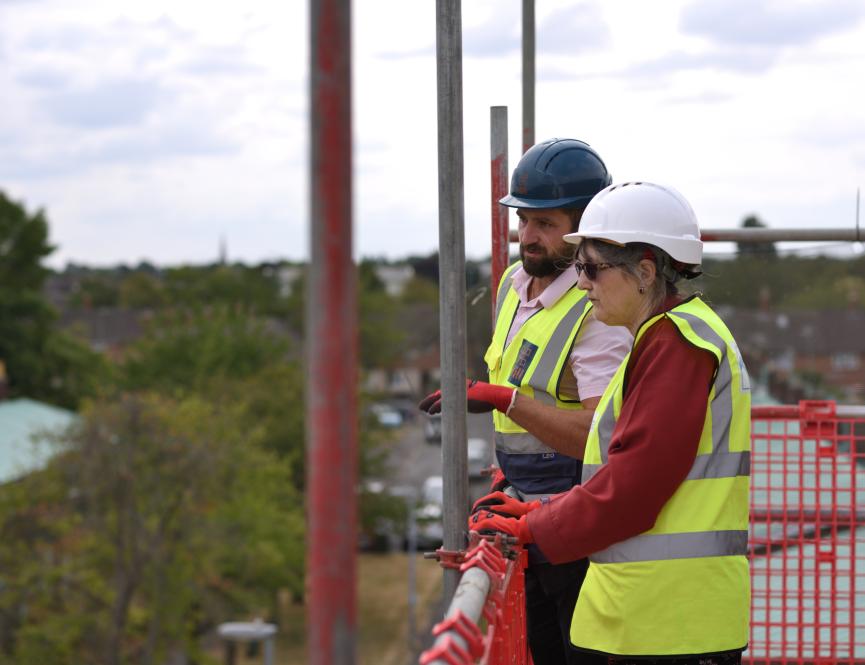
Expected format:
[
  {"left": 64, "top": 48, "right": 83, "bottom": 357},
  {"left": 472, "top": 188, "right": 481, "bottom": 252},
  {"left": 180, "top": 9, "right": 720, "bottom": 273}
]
[
  {"left": 522, "top": 0, "right": 535, "bottom": 154},
  {"left": 435, "top": 0, "right": 469, "bottom": 604},
  {"left": 857, "top": 187, "right": 861, "bottom": 241},
  {"left": 490, "top": 106, "right": 509, "bottom": 322},
  {"left": 308, "top": 2, "right": 356, "bottom": 664},
  {"left": 407, "top": 504, "right": 418, "bottom": 653}
]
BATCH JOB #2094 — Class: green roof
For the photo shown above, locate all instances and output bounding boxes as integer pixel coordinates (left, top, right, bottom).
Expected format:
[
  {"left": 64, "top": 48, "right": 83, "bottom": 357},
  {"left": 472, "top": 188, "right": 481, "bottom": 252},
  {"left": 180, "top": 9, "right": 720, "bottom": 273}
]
[{"left": 0, "top": 398, "right": 77, "bottom": 484}]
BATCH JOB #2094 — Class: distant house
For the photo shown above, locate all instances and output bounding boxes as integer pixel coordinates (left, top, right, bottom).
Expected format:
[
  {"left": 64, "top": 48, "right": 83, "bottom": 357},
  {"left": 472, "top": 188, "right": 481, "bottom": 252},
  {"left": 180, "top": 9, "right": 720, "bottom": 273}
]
[
  {"left": 0, "top": 398, "right": 77, "bottom": 484},
  {"left": 59, "top": 308, "right": 151, "bottom": 358},
  {"left": 374, "top": 265, "right": 414, "bottom": 297},
  {"left": 717, "top": 306, "right": 865, "bottom": 403},
  {"left": 363, "top": 301, "right": 441, "bottom": 398}
]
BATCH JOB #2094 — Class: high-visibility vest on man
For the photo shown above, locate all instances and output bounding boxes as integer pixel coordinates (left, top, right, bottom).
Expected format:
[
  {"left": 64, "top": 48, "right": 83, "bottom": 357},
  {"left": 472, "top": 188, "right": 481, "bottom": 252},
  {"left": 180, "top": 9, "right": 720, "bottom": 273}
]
[
  {"left": 571, "top": 296, "right": 751, "bottom": 656},
  {"left": 484, "top": 261, "right": 595, "bottom": 499}
]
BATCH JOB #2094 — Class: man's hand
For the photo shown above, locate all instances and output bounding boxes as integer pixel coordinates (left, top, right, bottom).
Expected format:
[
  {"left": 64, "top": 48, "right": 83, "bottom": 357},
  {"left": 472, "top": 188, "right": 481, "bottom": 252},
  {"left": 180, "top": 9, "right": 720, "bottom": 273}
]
[
  {"left": 468, "top": 511, "right": 533, "bottom": 544},
  {"left": 417, "top": 380, "right": 516, "bottom": 415},
  {"left": 471, "top": 491, "right": 541, "bottom": 518}
]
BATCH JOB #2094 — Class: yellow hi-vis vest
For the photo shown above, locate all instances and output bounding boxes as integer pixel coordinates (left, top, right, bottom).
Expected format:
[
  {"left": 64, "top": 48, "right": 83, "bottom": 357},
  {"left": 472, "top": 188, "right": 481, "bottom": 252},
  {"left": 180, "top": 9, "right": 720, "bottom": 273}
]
[
  {"left": 571, "top": 296, "right": 751, "bottom": 657},
  {"left": 483, "top": 262, "right": 593, "bottom": 498}
]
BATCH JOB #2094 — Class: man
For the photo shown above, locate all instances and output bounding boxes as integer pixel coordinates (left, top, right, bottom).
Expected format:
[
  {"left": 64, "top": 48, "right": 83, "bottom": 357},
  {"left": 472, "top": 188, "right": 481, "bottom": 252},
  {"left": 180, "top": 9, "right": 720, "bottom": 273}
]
[{"left": 419, "top": 138, "right": 632, "bottom": 665}]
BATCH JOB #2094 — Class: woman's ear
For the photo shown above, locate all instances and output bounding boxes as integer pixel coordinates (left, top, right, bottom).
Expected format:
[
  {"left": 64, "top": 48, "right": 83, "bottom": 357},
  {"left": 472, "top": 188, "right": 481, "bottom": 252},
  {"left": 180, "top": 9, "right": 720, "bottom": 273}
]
[{"left": 637, "top": 258, "right": 657, "bottom": 286}]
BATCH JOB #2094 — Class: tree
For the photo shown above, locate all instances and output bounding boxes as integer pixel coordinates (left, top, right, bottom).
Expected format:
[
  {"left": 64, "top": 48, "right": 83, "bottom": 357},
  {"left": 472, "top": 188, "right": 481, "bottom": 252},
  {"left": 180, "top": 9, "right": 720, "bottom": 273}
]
[
  {"left": 0, "top": 191, "right": 106, "bottom": 408},
  {"left": 736, "top": 215, "right": 777, "bottom": 258},
  {"left": 119, "top": 304, "right": 292, "bottom": 395},
  {"left": 0, "top": 393, "right": 304, "bottom": 665}
]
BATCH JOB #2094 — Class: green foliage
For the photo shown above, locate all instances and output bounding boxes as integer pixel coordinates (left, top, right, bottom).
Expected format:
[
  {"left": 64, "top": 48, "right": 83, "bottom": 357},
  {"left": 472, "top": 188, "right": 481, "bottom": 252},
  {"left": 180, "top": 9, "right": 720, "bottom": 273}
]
[
  {"left": 210, "top": 364, "right": 306, "bottom": 489},
  {"left": 0, "top": 394, "right": 304, "bottom": 665},
  {"left": 0, "top": 192, "right": 53, "bottom": 289},
  {"left": 696, "top": 254, "right": 865, "bottom": 309},
  {"left": 359, "top": 288, "right": 404, "bottom": 369},
  {"left": 162, "top": 265, "right": 287, "bottom": 316},
  {"left": 398, "top": 275, "right": 439, "bottom": 306},
  {"left": 120, "top": 305, "right": 291, "bottom": 394},
  {"left": 0, "top": 191, "right": 106, "bottom": 408},
  {"left": 118, "top": 271, "right": 167, "bottom": 309},
  {"left": 68, "top": 275, "right": 120, "bottom": 308}
]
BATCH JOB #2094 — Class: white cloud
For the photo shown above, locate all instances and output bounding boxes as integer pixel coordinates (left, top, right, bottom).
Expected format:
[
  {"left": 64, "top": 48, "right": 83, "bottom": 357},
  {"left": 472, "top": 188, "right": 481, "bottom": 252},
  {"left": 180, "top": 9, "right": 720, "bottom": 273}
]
[
  {"left": 0, "top": 0, "right": 863, "bottom": 268},
  {"left": 537, "top": 3, "right": 610, "bottom": 54},
  {"left": 680, "top": 0, "right": 865, "bottom": 47}
]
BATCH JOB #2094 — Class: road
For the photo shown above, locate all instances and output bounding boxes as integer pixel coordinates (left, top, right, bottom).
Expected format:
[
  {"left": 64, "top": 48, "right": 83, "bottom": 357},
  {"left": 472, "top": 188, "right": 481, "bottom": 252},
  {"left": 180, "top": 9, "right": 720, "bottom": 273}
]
[{"left": 382, "top": 410, "right": 496, "bottom": 506}]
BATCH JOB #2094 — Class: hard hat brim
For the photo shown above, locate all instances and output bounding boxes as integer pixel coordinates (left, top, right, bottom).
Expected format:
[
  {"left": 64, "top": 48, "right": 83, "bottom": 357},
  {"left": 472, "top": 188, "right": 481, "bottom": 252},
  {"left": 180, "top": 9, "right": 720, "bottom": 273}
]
[
  {"left": 499, "top": 193, "right": 593, "bottom": 210},
  {"left": 563, "top": 230, "right": 703, "bottom": 265}
]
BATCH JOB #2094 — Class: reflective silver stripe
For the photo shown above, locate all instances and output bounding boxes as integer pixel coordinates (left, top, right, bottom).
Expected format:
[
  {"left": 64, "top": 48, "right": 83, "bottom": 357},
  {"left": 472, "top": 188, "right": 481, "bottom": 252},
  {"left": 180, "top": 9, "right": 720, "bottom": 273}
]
[
  {"left": 515, "top": 490, "right": 552, "bottom": 502},
  {"left": 595, "top": 398, "right": 617, "bottom": 464},
  {"left": 581, "top": 462, "right": 601, "bottom": 483},
  {"left": 494, "top": 264, "right": 520, "bottom": 322},
  {"left": 584, "top": 448, "right": 748, "bottom": 485},
  {"left": 668, "top": 312, "right": 732, "bottom": 455},
  {"left": 526, "top": 294, "right": 589, "bottom": 394},
  {"left": 590, "top": 530, "right": 749, "bottom": 564},
  {"left": 687, "top": 450, "right": 750, "bottom": 480},
  {"left": 495, "top": 430, "right": 556, "bottom": 455}
]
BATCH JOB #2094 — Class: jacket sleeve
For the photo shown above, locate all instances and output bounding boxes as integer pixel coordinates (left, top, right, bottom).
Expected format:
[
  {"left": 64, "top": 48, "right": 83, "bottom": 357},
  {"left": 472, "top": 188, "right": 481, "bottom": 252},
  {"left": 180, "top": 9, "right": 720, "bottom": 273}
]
[{"left": 528, "top": 318, "right": 717, "bottom": 564}]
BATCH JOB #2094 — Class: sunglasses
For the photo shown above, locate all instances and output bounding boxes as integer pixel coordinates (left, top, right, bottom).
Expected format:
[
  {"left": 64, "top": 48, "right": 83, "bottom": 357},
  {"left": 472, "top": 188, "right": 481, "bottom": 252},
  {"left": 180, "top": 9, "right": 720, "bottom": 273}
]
[{"left": 574, "top": 261, "right": 623, "bottom": 281}]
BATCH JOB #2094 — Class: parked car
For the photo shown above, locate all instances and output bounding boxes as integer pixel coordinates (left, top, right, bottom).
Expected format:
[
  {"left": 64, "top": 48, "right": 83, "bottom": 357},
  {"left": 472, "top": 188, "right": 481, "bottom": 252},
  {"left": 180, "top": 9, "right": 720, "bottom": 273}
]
[
  {"left": 467, "top": 437, "right": 492, "bottom": 478},
  {"left": 415, "top": 475, "right": 444, "bottom": 549},
  {"left": 370, "top": 403, "right": 404, "bottom": 428},
  {"left": 423, "top": 413, "right": 442, "bottom": 442}
]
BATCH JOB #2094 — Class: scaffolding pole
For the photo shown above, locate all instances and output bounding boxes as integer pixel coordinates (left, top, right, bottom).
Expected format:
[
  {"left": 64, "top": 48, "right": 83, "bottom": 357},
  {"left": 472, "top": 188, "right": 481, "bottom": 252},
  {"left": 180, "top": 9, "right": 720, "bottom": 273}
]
[
  {"left": 307, "top": 1, "right": 356, "bottom": 664},
  {"left": 700, "top": 227, "right": 863, "bottom": 243},
  {"left": 435, "top": 0, "right": 469, "bottom": 604},
  {"left": 490, "top": 106, "right": 509, "bottom": 320},
  {"left": 521, "top": 0, "right": 535, "bottom": 154},
  {"left": 506, "top": 227, "right": 865, "bottom": 244}
]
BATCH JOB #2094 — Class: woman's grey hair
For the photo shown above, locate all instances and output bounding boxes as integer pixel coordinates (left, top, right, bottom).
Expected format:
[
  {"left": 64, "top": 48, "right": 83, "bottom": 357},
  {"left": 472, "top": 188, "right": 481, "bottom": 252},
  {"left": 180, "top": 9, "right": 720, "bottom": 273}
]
[{"left": 577, "top": 239, "right": 701, "bottom": 312}]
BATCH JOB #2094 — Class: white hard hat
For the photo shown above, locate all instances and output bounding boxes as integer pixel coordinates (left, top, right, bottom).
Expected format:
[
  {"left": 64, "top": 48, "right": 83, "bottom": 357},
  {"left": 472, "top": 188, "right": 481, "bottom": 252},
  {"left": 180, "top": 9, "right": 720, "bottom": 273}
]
[{"left": 563, "top": 182, "right": 703, "bottom": 264}]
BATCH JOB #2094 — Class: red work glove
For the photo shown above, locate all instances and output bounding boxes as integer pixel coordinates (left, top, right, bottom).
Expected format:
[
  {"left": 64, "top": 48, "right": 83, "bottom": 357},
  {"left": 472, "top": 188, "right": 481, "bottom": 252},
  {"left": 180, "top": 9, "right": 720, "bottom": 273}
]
[
  {"left": 488, "top": 467, "right": 508, "bottom": 492},
  {"left": 471, "top": 491, "right": 541, "bottom": 518},
  {"left": 468, "top": 510, "right": 534, "bottom": 545},
  {"left": 418, "top": 379, "right": 516, "bottom": 415}
]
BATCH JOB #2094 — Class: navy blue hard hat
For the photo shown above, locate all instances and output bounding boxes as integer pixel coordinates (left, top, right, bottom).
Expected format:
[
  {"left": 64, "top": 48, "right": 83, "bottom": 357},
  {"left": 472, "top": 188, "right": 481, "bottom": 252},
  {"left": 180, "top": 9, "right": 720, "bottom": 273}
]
[{"left": 499, "top": 138, "right": 611, "bottom": 209}]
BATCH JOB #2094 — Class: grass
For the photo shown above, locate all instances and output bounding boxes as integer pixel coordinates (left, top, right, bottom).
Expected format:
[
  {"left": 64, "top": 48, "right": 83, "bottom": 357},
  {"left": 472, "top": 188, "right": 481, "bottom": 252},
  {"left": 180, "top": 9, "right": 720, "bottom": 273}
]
[{"left": 226, "top": 551, "right": 445, "bottom": 665}]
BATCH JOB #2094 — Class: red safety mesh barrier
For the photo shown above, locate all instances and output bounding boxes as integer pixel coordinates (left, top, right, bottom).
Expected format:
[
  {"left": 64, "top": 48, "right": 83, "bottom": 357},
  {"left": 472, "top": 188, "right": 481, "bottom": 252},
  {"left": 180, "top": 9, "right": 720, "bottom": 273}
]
[
  {"left": 747, "top": 401, "right": 865, "bottom": 664},
  {"left": 420, "top": 536, "right": 530, "bottom": 665},
  {"left": 479, "top": 547, "right": 529, "bottom": 665},
  {"left": 430, "top": 401, "right": 865, "bottom": 664}
]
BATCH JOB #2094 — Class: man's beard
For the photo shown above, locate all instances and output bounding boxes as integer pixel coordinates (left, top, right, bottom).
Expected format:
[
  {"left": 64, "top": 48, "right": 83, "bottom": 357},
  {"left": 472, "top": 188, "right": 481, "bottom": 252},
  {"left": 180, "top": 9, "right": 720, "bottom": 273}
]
[{"left": 520, "top": 243, "right": 573, "bottom": 278}]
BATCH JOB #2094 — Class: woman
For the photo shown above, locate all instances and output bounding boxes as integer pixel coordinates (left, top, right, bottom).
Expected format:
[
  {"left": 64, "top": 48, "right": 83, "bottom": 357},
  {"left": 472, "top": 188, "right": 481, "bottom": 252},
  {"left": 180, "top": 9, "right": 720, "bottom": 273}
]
[{"left": 470, "top": 182, "right": 751, "bottom": 665}]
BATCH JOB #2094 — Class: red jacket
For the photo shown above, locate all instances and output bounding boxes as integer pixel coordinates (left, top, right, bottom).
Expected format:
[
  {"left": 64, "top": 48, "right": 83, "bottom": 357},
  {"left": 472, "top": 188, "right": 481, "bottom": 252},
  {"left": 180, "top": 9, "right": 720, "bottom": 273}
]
[{"left": 529, "top": 307, "right": 718, "bottom": 563}]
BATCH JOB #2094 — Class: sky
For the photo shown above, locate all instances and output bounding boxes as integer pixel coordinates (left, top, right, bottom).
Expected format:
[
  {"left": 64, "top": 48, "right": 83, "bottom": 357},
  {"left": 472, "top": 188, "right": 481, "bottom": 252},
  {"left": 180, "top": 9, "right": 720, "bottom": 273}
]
[{"left": 1, "top": 0, "right": 864, "bottom": 268}]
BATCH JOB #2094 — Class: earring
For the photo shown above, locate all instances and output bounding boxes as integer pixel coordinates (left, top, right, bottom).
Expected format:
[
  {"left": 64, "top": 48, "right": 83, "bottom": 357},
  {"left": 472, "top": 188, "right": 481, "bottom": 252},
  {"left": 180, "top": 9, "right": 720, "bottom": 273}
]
[{"left": 638, "top": 285, "right": 645, "bottom": 294}]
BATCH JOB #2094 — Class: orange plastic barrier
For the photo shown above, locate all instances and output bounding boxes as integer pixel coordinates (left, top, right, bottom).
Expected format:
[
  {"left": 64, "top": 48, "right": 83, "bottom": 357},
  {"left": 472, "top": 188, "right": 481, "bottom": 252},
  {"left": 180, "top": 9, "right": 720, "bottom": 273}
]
[
  {"left": 419, "top": 535, "right": 530, "bottom": 665},
  {"left": 424, "top": 401, "right": 865, "bottom": 664}
]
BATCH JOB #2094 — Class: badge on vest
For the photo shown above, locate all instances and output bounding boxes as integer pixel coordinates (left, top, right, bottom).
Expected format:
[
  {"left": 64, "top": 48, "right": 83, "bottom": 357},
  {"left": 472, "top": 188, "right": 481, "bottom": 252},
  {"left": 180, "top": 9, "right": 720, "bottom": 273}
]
[{"left": 508, "top": 339, "right": 539, "bottom": 386}]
